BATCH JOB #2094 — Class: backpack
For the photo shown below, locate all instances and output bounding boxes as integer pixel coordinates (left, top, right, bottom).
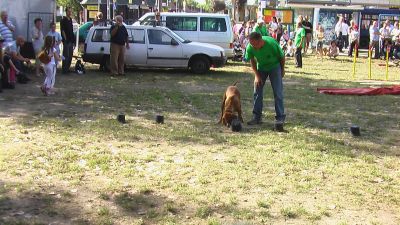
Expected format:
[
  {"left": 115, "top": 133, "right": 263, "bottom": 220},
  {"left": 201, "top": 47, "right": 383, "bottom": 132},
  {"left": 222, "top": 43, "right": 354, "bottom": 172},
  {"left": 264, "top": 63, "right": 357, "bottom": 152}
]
[{"left": 75, "top": 60, "right": 86, "bottom": 74}]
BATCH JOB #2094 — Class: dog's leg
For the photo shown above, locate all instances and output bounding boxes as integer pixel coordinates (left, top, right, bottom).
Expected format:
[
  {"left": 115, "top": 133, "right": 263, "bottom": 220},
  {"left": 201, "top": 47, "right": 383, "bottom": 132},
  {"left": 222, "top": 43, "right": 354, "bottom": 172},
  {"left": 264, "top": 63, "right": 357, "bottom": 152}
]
[
  {"left": 219, "top": 92, "right": 227, "bottom": 124},
  {"left": 236, "top": 97, "right": 244, "bottom": 123}
]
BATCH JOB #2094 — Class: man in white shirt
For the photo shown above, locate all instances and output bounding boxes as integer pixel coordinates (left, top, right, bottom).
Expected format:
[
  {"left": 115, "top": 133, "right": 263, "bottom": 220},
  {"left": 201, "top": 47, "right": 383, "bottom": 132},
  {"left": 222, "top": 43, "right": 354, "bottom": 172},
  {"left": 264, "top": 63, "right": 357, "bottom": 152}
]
[
  {"left": 341, "top": 20, "right": 349, "bottom": 50},
  {"left": 32, "top": 18, "right": 44, "bottom": 76},
  {"left": 334, "top": 16, "right": 346, "bottom": 52},
  {"left": 0, "top": 11, "right": 15, "bottom": 43}
]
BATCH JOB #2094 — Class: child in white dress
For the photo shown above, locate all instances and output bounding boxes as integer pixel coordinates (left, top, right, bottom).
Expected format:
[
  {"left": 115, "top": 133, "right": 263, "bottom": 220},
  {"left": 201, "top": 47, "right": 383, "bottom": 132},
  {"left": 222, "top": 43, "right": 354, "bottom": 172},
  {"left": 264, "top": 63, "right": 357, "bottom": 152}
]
[{"left": 40, "top": 36, "right": 60, "bottom": 96}]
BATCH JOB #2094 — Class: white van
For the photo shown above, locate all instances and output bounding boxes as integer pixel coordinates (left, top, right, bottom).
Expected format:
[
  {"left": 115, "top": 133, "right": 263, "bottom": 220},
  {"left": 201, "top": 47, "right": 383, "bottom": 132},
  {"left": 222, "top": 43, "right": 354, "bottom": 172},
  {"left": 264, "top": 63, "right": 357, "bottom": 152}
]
[{"left": 134, "top": 12, "right": 234, "bottom": 58}]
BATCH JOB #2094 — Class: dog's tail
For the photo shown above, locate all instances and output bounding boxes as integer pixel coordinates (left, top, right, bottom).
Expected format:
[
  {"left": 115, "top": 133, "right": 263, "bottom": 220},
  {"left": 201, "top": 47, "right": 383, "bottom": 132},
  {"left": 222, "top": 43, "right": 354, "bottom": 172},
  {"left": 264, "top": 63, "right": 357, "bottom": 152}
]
[{"left": 232, "top": 81, "right": 239, "bottom": 86}]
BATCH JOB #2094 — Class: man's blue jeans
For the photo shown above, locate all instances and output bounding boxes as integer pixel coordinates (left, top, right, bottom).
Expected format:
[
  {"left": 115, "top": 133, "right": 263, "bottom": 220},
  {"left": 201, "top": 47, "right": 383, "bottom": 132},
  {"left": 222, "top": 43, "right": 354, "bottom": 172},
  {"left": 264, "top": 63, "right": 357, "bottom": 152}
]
[{"left": 253, "top": 65, "right": 286, "bottom": 122}]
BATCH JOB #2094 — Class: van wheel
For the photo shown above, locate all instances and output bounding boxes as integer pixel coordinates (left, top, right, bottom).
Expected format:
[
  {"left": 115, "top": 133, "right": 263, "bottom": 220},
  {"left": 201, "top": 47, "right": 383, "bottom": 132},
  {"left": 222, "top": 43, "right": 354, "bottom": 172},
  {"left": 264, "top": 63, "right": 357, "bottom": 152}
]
[
  {"left": 102, "top": 56, "right": 111, "bottom": 72},
  {"left": 190, "top": 56, "right": 210, "bottom": 74}
]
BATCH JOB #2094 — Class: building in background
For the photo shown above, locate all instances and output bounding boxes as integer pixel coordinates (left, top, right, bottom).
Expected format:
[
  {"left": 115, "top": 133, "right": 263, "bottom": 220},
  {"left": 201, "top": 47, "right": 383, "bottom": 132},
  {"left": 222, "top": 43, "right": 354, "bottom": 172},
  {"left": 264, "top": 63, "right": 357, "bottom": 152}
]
[{"left": 80, "top": 0, "right": 155, "bottom": 24}]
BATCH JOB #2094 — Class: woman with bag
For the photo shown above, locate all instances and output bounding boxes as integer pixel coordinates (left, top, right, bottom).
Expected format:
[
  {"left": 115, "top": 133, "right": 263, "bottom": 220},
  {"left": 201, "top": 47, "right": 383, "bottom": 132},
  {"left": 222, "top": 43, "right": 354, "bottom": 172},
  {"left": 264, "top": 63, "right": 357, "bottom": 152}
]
[{"left": 40, "top": 36, "right": 60, "bottom": 96}]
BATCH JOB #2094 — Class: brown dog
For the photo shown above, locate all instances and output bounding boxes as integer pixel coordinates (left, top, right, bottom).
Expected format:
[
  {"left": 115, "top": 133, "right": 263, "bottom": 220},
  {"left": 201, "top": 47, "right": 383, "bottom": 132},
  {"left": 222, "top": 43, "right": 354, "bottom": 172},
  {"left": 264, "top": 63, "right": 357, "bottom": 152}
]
[{"left": 219, "top": 82, "right": 244, "bottom": 126}]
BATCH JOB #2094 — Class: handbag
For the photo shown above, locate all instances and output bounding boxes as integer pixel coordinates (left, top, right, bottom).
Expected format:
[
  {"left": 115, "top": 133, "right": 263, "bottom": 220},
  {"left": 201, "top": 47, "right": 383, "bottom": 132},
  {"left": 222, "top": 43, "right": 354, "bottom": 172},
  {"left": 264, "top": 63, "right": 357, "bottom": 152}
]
[{"left": 37, "top": 50, "right": 51, "bottom": 64}]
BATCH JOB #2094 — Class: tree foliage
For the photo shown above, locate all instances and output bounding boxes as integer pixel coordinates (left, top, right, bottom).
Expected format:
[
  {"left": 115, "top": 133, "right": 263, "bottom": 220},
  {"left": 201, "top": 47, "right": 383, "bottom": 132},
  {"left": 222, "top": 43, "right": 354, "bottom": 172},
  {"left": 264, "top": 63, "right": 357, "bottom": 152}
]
[
  {"left": 184, "top": 0, "right": 214, "bottom": 12},
  {"left": 56, "top": 0, "right": 82, "bottom": 17}
]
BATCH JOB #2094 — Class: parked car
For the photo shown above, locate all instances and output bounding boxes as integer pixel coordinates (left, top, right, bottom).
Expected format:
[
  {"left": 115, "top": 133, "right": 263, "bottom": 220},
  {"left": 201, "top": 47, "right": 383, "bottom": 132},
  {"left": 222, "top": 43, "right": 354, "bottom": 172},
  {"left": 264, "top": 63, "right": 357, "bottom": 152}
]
[
  {"left": 134, "top": 12, "right": 234, "bottom": 58},
  {"left": 82, "top": 25, "right": 227, "bottom": 74}
]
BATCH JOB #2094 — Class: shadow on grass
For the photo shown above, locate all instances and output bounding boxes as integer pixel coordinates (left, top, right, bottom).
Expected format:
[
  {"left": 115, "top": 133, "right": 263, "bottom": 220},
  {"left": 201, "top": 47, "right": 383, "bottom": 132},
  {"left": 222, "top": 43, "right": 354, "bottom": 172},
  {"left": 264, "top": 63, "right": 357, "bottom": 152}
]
[
  {"left": 0, "top": 180, "right": 92, "bottom": 225},
  {"left": 112, "top": 190, "right": 180, "bottom": 223}
]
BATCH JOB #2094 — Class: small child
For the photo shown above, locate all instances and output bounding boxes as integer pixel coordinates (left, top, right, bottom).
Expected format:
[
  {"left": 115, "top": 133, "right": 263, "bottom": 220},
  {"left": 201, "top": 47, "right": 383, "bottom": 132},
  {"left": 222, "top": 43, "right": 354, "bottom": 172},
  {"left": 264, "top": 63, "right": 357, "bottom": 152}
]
[
  {"left": 327, "top": 40, "right": 339, "bottom": 58},
  {"left": 233, "top": 37, "right": 243, "bottom": 61},
  {"left": 40, "top": 35, "right": 60, "bottom": 96},
  {"left": 316, "top": 26, "right": 325, "bottom": 57},
  {"left": 286, "top": 39, "right": 295, "bottom": 57}
]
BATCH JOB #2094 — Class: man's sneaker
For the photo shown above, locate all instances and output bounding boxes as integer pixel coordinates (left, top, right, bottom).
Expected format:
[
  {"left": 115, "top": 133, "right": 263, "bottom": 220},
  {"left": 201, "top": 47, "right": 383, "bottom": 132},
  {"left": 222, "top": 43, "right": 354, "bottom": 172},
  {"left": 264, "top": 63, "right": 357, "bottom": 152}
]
[
  {"left": 247, "top": 118, "right": 262, "bottom": 125},
  {"left": 274, "top": 120, "right": 285, "bottom": 132}
]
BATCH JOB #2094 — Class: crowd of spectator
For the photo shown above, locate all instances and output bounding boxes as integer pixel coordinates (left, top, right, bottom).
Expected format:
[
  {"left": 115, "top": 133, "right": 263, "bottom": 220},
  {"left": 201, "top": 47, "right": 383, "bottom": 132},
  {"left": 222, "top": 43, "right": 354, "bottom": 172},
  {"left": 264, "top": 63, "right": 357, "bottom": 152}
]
[
  {"left": 0, "top": 7, "right": 76, "bottom": 95},
  {"left": 232, "top": 14, "right": 400, "bottom": 66}
]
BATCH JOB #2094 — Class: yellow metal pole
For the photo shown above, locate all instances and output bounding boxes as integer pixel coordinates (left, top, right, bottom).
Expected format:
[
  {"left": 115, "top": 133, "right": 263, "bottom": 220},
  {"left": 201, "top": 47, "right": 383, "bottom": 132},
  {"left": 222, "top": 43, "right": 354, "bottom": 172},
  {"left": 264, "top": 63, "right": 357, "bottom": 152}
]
[
  {"left": 368, "top": 46, "right": 372, "bottom": 79},
  {"left": 386, "top": 46, "right": 389, "bottom": 81},
  {"left": 352, "top": 44, "right": 357, "bottom": 79}
]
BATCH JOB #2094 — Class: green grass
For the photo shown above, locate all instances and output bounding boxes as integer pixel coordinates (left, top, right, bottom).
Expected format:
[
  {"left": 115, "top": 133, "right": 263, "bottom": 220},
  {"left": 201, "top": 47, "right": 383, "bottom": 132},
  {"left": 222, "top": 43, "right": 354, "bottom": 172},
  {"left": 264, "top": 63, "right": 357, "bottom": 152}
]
[{"left": 0, "top": 56, "right": 400, "bottom": 224}]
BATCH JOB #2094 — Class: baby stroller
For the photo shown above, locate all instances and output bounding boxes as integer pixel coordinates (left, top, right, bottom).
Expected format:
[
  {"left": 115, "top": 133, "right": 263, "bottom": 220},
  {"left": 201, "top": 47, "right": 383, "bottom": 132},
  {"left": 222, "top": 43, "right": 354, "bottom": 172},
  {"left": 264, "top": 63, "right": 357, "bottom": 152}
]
[{"left": 233, "top": 40, "right": 243, "bottom": 62}]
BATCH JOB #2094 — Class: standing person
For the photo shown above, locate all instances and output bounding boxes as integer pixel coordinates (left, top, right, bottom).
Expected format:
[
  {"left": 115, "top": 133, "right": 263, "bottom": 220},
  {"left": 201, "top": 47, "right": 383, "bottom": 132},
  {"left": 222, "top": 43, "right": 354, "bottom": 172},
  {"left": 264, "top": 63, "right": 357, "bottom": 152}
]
[
  {"left": 302, "top": 15, "right": 313, "bottom": 54},
  {"left": 341, "top": 19, "right": 349, "bottom": 50},
  {"left": 348, "top": 25, "right": 359, "bottom": 57},
  {"left": 60, "top": 7, "right": 75, "bottom": 74},
  {"left": 32, "top": 18, "right": 44, "bottom": 76},
  {"left": 253, "top": 18, "right": 269, "bottom": 37},
  {"left": 245, "top": 32, "right": 286, "bottom": 128},
  {"left": 40, "top": 35, "right": 60, "bottom": 96},
  {"left": 316, "top": 25, "right": 325, "bottom": 58},
  {"left": 0, "top": 11, "right": 15, "bottom": 43},
  {"left": 335, "top": 16, "right": 345, "bottom": 52},
  {"left": 295, "top": 22, "right": 305, "bottom": 68},
  {"left": 380, "top": 22, "right": 391, "bottom": 58},
  {"left": 276, "top": 18, "right": 283, "bottom": 43},
  {"left": 47, "top": 22, "right": 62, "bottom": 66},
  {"left": 268, "top": 17, "right": 278, "bottom": 40},
  {"left": 96, "top": 12, "right": 106, "bottom": 26},
  {"left": 109, "top": 15, "right": 129, "bottom": 76},
  {"left": 369, "top": 21, "right": 380, "bottom": 59}
]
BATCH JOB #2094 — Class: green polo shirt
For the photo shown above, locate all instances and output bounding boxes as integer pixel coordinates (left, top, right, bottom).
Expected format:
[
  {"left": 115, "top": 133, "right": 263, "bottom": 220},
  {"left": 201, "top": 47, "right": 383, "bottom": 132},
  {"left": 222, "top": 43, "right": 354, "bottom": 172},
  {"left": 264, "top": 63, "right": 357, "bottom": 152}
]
[
  {"left": 253, "top": 24, "right": 269, "bottom": 37},
  {"left": 295, "top": 27, "right": 306, "bottom": 48},
  {"left": 245, "top": 36, "right": 284, "bottom": 72}
]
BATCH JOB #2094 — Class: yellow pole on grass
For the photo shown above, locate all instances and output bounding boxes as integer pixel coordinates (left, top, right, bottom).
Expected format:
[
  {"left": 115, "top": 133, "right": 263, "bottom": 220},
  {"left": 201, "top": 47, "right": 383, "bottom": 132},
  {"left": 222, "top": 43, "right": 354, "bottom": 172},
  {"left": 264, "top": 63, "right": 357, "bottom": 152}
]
[
  {"left": 368, "top": 46, "right": 372, "bottom": 79},
  {"left": 352, "top": 44, "right": 357, "bottom": 79},
  {"left": 386, "top": 46, "right": 389, "bottom": 81}
]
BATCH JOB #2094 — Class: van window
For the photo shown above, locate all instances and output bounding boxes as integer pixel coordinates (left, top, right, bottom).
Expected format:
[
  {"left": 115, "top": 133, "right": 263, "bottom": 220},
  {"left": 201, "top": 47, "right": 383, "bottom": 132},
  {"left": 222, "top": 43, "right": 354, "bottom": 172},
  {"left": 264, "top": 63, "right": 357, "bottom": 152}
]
[
  {"left": 200, "top": 17, "right": 227, "bottom": 32},
  {"left": 166, "top": 17, "right": 197, "bottom": 31},
  {"left": 148, "top": 29, "right": 175, "bottom": 45},
  {"left": 131, "top": 29, "right": 145, "bottom": 44},
  {"left": 92, "top": 29, "right": 110, "bottom": 42}
]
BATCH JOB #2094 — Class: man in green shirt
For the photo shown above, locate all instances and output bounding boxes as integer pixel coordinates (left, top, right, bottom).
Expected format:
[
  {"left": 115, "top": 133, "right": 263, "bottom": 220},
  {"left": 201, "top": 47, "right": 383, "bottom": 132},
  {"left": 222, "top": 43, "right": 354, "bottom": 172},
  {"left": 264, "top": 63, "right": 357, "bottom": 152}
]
[
  {"left": 253, "top": 18, "right": 269, "bottom": 37},
  {"left": 245, "top": 32, "right": 286, "bottom": 128},
  {"left": 295, "top": 22, "right": 305, "bottom": 68}
]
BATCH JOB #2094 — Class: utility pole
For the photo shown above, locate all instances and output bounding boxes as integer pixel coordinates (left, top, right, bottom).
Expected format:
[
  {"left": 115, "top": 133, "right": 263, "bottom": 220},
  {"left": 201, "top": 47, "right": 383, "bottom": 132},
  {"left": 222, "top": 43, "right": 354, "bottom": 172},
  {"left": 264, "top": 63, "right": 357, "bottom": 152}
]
[
  {"left": 107, "top": 0, "right": 110, "bottom": 20},
  {"left": 158, "top": 0, "right": 162, "bottom": 12}
]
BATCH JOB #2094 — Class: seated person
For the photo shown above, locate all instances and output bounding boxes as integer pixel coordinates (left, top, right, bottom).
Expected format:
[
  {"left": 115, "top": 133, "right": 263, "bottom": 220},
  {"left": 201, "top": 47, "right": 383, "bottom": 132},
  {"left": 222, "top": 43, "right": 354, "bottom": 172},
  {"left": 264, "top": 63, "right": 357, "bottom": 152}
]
[
  {"left": 5, "top": 36, "right": 31, "bottom": 83},
  {"left": 0, "top": 37, "right": 20, "bottom": 89},
  {"left": 327, "top": 40, "right": 339, "bottom": 58},
  {"left": 286, "top": 39, "right": 295, "bottom": 57}
]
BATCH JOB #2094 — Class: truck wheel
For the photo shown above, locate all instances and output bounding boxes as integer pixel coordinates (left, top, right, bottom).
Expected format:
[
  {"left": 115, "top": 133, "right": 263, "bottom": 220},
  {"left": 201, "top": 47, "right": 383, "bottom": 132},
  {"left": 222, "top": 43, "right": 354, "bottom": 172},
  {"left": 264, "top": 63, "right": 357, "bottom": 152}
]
[{"left": 190, "top": 56, "right": 210, "bottom": 74}]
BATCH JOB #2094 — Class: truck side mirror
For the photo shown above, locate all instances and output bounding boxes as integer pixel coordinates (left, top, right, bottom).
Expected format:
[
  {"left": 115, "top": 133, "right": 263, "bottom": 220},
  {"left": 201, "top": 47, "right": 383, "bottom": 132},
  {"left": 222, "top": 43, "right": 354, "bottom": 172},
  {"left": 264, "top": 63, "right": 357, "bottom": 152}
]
[{"left": 171, "top": 39, "right": 178, "bottom": 46}]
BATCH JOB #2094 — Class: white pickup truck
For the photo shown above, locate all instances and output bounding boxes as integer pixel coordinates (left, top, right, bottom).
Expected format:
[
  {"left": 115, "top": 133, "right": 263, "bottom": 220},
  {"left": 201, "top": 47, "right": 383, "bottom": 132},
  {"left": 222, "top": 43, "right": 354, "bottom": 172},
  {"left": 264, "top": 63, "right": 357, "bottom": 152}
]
[{"left": 82, "top": 25, "right": 227, "bottom": 74}]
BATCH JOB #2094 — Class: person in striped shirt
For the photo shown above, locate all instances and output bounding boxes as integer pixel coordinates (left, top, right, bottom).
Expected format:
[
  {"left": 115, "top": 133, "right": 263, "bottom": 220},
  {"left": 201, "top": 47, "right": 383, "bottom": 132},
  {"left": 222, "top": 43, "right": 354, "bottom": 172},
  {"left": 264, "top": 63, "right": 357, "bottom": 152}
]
[{"left": 0, "top": 11, "right": 15, "bottom": 43}]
